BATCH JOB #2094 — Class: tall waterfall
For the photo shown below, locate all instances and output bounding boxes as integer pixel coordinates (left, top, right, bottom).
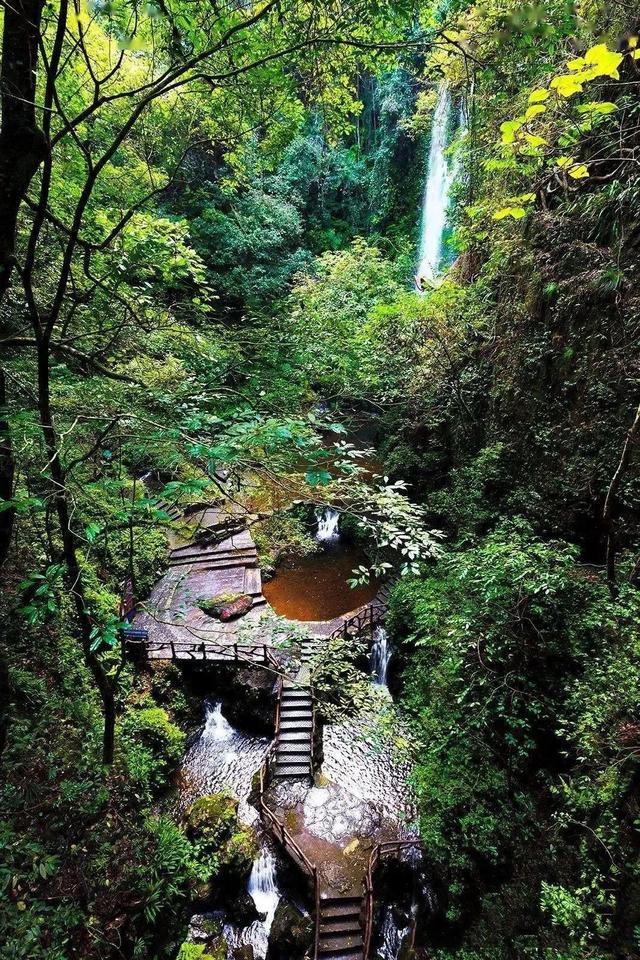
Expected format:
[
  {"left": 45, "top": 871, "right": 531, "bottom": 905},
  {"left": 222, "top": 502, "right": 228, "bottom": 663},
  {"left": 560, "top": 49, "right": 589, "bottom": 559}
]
[
  {"left": 415, "top": 83, "right": 459, "bottom": 289},
  {"left": 371, "top": 626, "right": 392, "bottom": 687}
]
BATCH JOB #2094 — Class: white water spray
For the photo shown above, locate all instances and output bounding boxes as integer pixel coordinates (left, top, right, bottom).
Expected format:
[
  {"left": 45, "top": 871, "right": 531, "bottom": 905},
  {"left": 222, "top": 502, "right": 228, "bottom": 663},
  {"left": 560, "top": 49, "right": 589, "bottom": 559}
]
[
  {"left": 226, "top": 846, "right": 281, "bottom": 959},
  {"left": 316, "top": 507, "right": 340, "bottom": 543},
  {"left": 202, "top": 701, "right": 233, "bottom": 742},
  {"left": 371, "top": 626, "right": 392, "bottom": 687},
  {"left": 415, "top": 83, "right": 458, "bottom": 288}
]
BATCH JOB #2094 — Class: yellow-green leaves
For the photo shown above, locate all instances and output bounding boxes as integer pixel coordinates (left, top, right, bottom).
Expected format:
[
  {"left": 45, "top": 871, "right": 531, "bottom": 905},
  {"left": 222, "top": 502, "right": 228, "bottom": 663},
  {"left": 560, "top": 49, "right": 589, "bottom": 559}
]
[
  {"left": 493, "top": 193, "right": 536, "bottom": 221},
  {"left": 550, "top": 43, "right": 623, "bottom": 98},
  {"left": 494, "top": 207, "right": 526, "bottom": 220},
  {"left": 500, "top": 119, "right": 524, "bottom": 145},
  {"left": 524, "top": 104, "right": 547, "bottom": 121},
  {"left": 555, "top": 156, "right": 589, "bottom": 178},
  {"left": 529, "top": 89, "right": 550, "bottom": 104}
]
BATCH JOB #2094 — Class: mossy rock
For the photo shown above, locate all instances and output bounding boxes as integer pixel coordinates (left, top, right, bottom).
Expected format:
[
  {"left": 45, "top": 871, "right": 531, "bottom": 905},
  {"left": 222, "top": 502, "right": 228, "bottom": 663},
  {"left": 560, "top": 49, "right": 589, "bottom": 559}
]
[
  {"left": 198, "top": 592, "right": 253, "bottom": 621},
  {"left": 267, "top": 901, "right": 313, "bottom": 960},
  {"left": 185, "top": 792, "right": 258, "bottom": 890},
  {"left": 186, "top": 792, "right": 239, "bottom": 836}
]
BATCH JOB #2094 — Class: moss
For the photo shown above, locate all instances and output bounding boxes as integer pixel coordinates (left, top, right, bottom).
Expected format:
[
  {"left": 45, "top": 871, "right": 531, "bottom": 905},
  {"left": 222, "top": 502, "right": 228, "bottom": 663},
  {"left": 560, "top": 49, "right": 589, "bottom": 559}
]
[{"left": 185, "top": 792, "right": 258, "bottom": 889}]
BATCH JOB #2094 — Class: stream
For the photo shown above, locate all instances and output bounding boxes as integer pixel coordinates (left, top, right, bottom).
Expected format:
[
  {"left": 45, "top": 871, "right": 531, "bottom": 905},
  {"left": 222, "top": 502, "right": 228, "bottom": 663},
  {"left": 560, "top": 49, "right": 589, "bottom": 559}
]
[{"left": 177, "top": 81, "right": 464, "bottom": 953}]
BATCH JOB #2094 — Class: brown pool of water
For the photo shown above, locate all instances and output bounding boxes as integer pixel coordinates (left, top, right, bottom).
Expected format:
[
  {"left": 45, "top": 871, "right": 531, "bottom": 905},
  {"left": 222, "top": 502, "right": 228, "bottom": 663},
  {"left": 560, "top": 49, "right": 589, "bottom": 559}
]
[{"left": 262, "top": 542, "right": 379, "bottom": 621}]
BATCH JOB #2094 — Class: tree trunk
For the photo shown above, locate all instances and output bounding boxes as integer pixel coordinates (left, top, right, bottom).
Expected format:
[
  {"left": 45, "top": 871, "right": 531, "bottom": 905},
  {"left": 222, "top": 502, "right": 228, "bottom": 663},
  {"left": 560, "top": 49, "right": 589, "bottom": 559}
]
[
  {"left": 0, "top": 369, "right": 15, "bottom": 755},
  {"left": 0, "top": 0, "right": 48, "bottom": 298},
  {"left": 36, "top": 340, "right": 116, "bottom": 764},
  {"left": 603, "top": 402, "right": 640, "bottom": 595}
]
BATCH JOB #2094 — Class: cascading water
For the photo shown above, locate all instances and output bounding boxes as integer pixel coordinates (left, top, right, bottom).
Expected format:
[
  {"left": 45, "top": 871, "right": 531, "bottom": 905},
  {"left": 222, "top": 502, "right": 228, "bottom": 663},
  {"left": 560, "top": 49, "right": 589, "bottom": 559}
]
[
  {"left": 225, "top": 844, "right": 281, "bottom": 960},
  {"left": 316, "top": 506, "right": 340, "bottom": 543},
  {"left": 415, "top": 83, "right": 459, "bottom": 289},
  {"left": 371, "top": 625, "right": 392, "bottom": 687}
]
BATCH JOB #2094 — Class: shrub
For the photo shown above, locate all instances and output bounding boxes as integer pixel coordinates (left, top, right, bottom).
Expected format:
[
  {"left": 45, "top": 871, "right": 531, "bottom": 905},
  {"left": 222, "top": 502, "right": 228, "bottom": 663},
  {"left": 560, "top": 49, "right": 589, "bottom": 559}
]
[{"left": 120, "top": 707, "right": 186, "bottom": 798}]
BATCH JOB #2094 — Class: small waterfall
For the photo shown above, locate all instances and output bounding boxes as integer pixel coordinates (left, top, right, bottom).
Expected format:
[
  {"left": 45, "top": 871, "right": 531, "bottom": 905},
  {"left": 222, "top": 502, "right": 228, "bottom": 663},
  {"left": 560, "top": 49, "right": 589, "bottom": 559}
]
[
  {"left": 415, "top": 83, "right": 458, "bottom": 289},
  {"left": 371, "top": 626, "right": 392, "bottom": 687},
  {"left": 203, "top": 701, "right": 234, "bottom": 743},
  {"left": 225, "top": 845, "right": 281, "bottom": 960},
  {"left": 316, "top": 506, "right": 340, "bottom": 543}
]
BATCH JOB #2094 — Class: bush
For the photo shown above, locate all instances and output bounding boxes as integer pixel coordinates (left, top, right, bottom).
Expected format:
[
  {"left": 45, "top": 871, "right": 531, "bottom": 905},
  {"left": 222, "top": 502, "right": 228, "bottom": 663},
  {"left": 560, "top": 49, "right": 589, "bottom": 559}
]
[{"left": 120, "top": 707, "right": 186, "bottom": 799}]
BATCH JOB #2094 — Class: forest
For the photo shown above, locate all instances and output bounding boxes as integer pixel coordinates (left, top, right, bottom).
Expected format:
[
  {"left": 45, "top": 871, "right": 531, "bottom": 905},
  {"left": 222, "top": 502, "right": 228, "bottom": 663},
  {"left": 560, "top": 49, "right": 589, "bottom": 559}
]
[{"left": 0, "top": 0, "right": 639, "bottom": 958}]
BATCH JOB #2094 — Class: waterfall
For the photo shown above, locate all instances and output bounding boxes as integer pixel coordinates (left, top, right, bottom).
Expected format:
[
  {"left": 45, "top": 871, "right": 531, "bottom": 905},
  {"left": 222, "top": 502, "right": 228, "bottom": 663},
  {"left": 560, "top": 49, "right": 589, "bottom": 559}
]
[
  {"left": 316, "top": 506, "right": 340, "bottom": 543},
  {"left": 371, "top": 626, "right": 392, "bottom": 687},
  {"left": 202, "top": 701, "right": 234, "bottom": 742},
  {"left": 226, "top": 846, "right": 281, "bottom": 959},
  {"left": 415, "top": 83, "right": 458, "bottom": 289}
]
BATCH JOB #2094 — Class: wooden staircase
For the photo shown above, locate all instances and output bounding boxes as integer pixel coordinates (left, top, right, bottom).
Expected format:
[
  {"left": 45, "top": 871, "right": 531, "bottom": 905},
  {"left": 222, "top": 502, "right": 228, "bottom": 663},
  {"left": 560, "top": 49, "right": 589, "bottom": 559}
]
[{"left": 317, "top": 896, "right": 364, "bottom": 960}]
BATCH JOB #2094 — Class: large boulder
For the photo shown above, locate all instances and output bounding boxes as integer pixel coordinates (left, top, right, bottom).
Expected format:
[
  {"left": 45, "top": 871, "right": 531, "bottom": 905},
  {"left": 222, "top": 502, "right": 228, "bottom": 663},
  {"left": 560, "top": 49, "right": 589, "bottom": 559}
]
[
  {"left": 266, "top": 901, "right": 313, "bottom": 960},
  {"left": 198, "top": 593, "right": 253, "bottom": 621}
]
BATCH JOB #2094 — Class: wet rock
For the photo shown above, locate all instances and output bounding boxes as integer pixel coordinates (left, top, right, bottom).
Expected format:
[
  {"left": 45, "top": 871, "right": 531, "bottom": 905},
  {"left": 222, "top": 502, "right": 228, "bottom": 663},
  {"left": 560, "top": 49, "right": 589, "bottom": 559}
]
[
  {"left": 226, "top": 890, "right": 263, "bottom": 927},
  {"left": 232, "top": 947, "right": 255, "bottom": 960},
  {"left": 198, "top": 592, "right": 253, "bottom": 621},
  {"left": 222, "top": 667, "right": 277, "bottom": 736},
  {"left": 266, "top": 901, "right": 313, "bottom": 960}
]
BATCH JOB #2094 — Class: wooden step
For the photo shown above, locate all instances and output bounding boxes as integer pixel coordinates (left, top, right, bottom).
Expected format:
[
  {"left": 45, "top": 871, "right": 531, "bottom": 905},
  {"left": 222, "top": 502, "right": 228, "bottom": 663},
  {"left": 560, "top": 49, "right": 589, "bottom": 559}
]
[
  {"left": 320, "top": 899, "right": 362, "bottom": 919},
  {"left": 279, "top": 711, "right": 312, "bottom": 723},
  {"left": 320, "top": 919, "right": 363, "bottom": 935},
  {"left": 318, "top": 933, "right": 363, "bottom": 953}
]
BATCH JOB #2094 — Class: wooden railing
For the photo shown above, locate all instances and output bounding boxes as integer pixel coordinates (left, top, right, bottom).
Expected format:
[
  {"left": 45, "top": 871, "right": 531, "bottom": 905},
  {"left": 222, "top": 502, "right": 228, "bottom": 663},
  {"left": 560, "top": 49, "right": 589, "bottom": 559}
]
[
  {"left": 363, "top": 840, "right": 422, "bottom": 959},
  {"left": 257, "top": 745, "right": 320, "bottom": 955},
  {"left": 329, "top": 599, "right": 388, "bottom": 642},
  {"left": 122, "top": 630, "right": 280, "bottom": 668}
]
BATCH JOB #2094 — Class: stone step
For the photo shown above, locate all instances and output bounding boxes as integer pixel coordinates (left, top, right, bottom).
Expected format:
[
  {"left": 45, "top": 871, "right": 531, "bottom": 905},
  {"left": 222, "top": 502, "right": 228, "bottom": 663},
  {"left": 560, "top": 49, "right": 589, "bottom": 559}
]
[
  {"left": 170, "top": 544, "right": 256, "bottom": 560},
  {"left": 169, "top": 554, "right": 258, "bottom": 570},
  {"left": 280, "top": 690, "right": 313, "bottom": 706},
  {"left": 316, "top": 950, "right": 362, "bottom": 960}
]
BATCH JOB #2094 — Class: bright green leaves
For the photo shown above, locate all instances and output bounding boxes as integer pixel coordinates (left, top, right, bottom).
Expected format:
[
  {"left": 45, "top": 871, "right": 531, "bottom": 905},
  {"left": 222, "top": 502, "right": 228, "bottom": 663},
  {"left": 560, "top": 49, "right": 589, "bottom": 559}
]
[
  {"left": 493, "top": 193, "right": 536, "bottom": 221},
  {"left": 555, "top": 156, "right": 590, "bottom": 179},
  {"left": 575, "top": 101, "right": 618, "bottom": 116},
  {"left": 493, "top": 206, "right": 526, "bottom": 221}
]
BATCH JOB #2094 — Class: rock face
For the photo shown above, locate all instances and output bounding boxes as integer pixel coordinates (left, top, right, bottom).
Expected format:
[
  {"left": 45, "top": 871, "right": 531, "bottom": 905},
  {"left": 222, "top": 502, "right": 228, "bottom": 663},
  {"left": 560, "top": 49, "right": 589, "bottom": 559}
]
[
  {"left": 266, "top": 901, "right": 313, "bottom": 960},
  {"left": 198, "top": 592, "right": 253, "bottom": 621}
]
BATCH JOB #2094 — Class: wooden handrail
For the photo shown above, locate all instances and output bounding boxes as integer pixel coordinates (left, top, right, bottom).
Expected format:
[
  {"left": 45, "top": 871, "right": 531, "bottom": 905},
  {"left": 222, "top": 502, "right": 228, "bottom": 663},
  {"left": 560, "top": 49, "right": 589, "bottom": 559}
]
[
  {"left": 363, "top": 840, "right": 422, "bottom": 959},
  {"left": 328, "top": 599, "right": 388, "bottom": 642}
]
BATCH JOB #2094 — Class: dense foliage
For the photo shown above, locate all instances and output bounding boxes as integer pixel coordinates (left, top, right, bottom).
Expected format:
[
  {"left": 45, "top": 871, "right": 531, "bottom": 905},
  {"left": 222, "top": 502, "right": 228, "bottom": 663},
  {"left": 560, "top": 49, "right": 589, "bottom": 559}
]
[{"left": 1, "top": 0, "right": 640, "bottom": 957}]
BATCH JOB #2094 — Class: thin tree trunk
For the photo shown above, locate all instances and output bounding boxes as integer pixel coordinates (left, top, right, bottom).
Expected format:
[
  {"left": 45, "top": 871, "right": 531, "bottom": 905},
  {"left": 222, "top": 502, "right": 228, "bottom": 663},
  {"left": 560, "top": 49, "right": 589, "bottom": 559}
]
[
  {"left": 603, "top": 402, "right": 640, "bottom": 594},
  {"left": 0, "top": 369, "right": 15, "bottom": 755},
  {"left": 0, "top": 0, "right": 48, "bottom": 299},
  {"left": 36, "top": 341, "right": 116, "bottom": 763}
]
